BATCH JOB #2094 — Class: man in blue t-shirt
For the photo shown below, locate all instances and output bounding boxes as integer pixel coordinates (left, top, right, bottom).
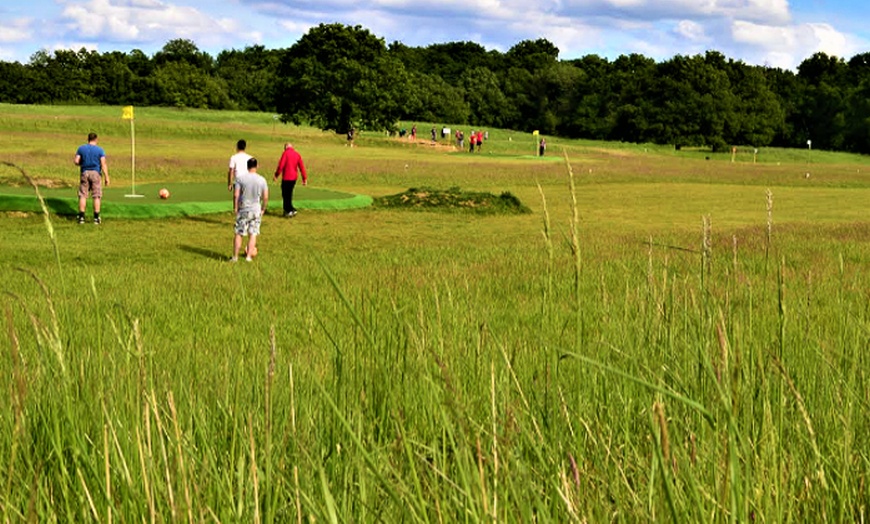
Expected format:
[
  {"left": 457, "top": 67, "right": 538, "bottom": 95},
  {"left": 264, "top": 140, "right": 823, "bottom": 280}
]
[{"left": 74, "top": 132, "right": 111, "bottom": 224}]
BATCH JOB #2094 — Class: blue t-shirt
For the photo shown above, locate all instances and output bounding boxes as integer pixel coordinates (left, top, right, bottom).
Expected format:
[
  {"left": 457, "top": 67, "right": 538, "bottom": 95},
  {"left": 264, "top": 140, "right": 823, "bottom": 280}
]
[{"left": 76, "top": 144, "right": 105, "bottom": 173}]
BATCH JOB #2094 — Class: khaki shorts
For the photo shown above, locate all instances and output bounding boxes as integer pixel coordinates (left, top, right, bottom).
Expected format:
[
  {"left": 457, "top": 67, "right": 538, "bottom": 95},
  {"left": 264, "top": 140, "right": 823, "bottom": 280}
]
[
  {"left": 234, "top": 210, "right": 262, "bottom": 236},
  {"left": 78, "top": 170, "right": 102, "bottom": 199}
]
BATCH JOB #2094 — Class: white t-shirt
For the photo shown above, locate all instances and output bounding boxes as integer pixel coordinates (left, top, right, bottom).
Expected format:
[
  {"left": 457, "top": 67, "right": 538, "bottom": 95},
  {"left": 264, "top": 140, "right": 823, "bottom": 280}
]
[
  {"left": 229, "top": 152, "right": 252, "bottom": 181},
  {"left": 235, "top": 171, "right": 268, "bottom": 214}
]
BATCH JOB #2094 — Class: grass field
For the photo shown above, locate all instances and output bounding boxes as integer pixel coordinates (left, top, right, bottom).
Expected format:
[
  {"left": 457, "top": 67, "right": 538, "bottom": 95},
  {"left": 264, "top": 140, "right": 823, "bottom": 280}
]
[{"left": 1, "top": 103, "right": 870, "bottom": 521}]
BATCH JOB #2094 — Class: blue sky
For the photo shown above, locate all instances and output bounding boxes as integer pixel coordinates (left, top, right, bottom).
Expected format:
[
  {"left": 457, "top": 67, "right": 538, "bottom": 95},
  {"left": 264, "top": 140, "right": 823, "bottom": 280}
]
[{"left": 1, "top": 0, "right": 867, "bottom": 69}]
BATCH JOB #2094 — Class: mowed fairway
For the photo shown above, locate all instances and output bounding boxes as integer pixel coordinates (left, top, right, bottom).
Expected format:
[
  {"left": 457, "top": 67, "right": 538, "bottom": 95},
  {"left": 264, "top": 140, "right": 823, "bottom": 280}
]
[{"left": 2, "top": 104, "right": 870, "bottom": 521}]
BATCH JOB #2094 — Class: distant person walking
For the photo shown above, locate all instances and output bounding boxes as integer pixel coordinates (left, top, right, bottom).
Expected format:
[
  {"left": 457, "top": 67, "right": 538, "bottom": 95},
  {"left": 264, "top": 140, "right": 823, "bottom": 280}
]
[
  {"left": 539, "top": 138, "right": 547, "bottom": 157},
  {"left": 273, "top": 142, "right": 308, "bottom": 217},
  {"left": 232, "top": 157, "right": 269, "bottom": 262},
  {"left": 228, "top": 139, "right": 252, "bottom": 193},
  {"left": 469, "top": 130, "right": 476, "bottom": 153},
  {"left": 74, "top": 132, "right": 110, "bottom": 224}
]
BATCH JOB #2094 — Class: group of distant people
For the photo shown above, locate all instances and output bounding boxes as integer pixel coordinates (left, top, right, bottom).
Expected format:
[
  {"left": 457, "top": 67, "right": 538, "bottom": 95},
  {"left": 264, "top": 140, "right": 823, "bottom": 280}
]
[
  {"left": 460, "top": 130, "right": 486, "bottom": 152},
  {"left": 73, "top": 133, "right": 308, "bottom": 262},
  {"left": 395, "top": 124, "right": 489, "bottom": 153}
]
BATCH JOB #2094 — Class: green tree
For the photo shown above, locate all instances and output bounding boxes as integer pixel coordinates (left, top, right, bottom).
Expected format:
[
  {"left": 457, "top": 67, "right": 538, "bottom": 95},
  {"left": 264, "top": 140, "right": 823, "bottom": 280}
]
[
  {"left": 403, "top": 71, "right": 470, "bottom": 124},
  {"left": 844, "top": 78, "right": 870, "bottom": 153},
  {"left": 650, "top": 54, "right": 735, "bottom": 149},
  {"left": 533, "top": 63, "right": 586, "bottom": 136},
  {"left": 795, "top": 52, "right": 847, "bottom": 150},
  {"left": 276, "top": 23, "right": 408, "bottom": 133},
  {"left": 505, "top": 39, "right": 559, "bottom": 73},
  {"left": 216, "top": 45, "right": 281, "bottom": 111},
  {"left": 154, "top": 39, "right": 214, "bottom": 71},
  {"left": 501, "top": 66, "right": 536, "bottom": 131},
  {"left": 844, "top": 53, "right": 870, "bottom": 153},
  {"left": 126, "top": 49, "right": 154, "bottom": 77},
  {"left": 460, "top": 66, "right": 510, "bottom": 127},
  {"left": 562, "top": 55, "right": 613, "bottom": 139},
  {"left": 501, "top": 39, "right": 561, "bottom": 131},
  {"left": 724, "top": 63, "right": 784, "bottom": 146},
  {"left": 27, "top": 49, "right": 94, "bottom": 104},
  {"left": 608, "top": 54, "right": 657, "bottom": 142},
  {"left": 82, "top": 50, "right": 136, "bottom": 105},
  {"left": 153, "top": 61, "right": 233, "bottom": 109},
  {"left": 0, "top": 60, "right": 34, "bottom": 103},
  {"left": 417, "top": 42, "right": 494, "bottom": 84},
  {"left": 764, "top": 67, "right": 801, "bottom": 147}
]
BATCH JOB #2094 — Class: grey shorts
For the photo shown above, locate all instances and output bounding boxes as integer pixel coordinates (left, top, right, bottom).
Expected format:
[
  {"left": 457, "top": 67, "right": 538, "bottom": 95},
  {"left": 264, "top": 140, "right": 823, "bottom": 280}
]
[
  {"left": 234, "top": 210, "right": 261, "bottom": 236},
  {"left": 78, "top": 170, "right": 102, "bottom": 198}
]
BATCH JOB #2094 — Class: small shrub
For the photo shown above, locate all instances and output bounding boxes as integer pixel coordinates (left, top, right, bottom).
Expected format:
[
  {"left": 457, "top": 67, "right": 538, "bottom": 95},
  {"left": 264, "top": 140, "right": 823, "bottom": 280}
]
[{"left": 374, "top": 186, "right": 531, "bottom": 215}]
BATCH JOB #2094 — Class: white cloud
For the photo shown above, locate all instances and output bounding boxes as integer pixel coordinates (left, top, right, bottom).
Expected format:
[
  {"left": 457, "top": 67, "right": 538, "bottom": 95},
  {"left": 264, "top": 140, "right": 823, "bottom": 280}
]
[
  {"left": 0, "top": 18, "right": 34, "bottom": 44},
  {"left": 549, "top": 0, "right": 790, "bottom": 25},
  {"left": 246, "top": 0, "right": 800, "bottom": 62},
  {"left": 58, "top": 0, "right": 260, "bottom": 47},
  {"left": 732, "top": 20, "right": 860, "bottom": 68},
  {"left": 675, "top": 20, "right": 706, "bottom": 42}
]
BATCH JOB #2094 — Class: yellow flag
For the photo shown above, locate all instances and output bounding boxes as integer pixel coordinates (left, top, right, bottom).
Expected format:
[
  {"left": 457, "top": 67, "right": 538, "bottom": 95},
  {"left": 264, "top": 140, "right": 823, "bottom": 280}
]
[
  {"left": 532, "top": 130, "right": 539, "bottom": 136},
  {"left": 122, "top": 106, "right": 134, "bottom": 120}
]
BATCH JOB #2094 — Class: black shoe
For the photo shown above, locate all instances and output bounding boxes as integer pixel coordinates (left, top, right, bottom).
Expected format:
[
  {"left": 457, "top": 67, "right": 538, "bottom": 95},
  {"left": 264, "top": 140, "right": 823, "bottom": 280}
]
[
  {"left": 77, "top": 215, "right": 86, "bottom": 224},
  {"left": 94, "top": 217, "right": 102, "bottom": 225}
]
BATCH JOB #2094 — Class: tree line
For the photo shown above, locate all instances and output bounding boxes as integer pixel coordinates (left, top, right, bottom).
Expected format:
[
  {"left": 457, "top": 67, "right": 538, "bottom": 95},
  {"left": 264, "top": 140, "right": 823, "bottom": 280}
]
[{"left": 2, "top": 23, "right": 870, "bottom": 154}]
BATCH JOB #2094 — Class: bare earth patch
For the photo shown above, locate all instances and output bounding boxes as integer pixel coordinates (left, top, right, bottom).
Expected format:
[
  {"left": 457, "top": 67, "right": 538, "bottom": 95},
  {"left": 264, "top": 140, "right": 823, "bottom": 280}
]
[{"left": 0, "top": 177, "right": 73, "bottom": 189}]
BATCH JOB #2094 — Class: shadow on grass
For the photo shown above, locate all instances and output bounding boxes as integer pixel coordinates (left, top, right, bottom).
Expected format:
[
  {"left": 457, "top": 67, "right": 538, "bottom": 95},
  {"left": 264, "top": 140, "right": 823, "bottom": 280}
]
[
  {"left": 183, "top": 214, "right": 227, "bottom": 226},
  {"left": 179, "top": 244, "right": 226, "bottom": 261}
]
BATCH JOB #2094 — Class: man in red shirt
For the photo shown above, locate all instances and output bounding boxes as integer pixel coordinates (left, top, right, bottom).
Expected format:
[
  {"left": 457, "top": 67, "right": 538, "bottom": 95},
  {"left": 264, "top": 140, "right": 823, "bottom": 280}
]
[{"left": 273, "top": 142, "right": 308, "bottom": 217}]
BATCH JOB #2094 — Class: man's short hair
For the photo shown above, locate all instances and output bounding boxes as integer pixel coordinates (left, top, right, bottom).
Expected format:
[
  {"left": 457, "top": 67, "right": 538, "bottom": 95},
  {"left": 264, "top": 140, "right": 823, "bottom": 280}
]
[
  {"left": 237, "top": 139, "right": 247, "bottom": 151},
  {"left": 247, "top": 157, "right": 258, "bottom": 170},
  {"left": 88, "top": 132, "right": 98, "bottom": 142}
]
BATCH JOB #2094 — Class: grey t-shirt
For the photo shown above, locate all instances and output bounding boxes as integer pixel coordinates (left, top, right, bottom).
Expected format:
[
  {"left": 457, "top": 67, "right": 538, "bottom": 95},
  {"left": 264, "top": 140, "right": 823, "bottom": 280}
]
[{"left": 235, "top": 171, "right": 268, "bottom": 214}]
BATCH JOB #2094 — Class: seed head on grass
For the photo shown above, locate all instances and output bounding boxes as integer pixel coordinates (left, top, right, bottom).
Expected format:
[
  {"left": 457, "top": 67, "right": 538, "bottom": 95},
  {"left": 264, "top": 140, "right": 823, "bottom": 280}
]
[
  {"left": 654, "top": 401, "right": 672, "bottom": 471},
  {"left": 766, "top": 188, "right": 774, "bottom": 250}
]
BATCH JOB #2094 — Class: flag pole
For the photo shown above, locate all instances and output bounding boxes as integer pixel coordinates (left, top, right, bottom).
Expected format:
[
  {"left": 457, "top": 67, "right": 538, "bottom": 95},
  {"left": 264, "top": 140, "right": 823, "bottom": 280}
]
[{"left": 124, "top": 106, "right": 143, "bottom": 198}]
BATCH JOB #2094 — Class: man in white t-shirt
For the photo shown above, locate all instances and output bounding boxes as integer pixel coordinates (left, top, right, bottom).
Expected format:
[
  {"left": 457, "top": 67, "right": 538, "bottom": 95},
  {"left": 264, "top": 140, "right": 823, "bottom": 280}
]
[
  {"left": 227, "top": 139, "right": 252, "bottom": 192},
  {"left": 231, "top": 157, "right": 269, "bottom": 262}
]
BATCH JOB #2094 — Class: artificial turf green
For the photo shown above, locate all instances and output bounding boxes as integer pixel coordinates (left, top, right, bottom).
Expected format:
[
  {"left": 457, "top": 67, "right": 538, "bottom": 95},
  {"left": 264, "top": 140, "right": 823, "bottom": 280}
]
[{"left": 0, "top": 183, "right": 372, "bottom": 218}]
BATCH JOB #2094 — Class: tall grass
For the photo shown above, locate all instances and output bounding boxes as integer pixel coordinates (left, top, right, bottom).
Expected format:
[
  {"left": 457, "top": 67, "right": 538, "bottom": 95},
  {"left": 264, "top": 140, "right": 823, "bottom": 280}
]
[{"left": 2, "top": 109, "right": 870, "bottom": 520}]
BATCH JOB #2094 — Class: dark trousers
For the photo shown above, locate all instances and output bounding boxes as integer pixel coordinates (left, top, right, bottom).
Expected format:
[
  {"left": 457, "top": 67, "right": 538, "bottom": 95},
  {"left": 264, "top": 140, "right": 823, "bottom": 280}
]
[{"left": 281, "top": 179, "right": 297, "bottom": 214}]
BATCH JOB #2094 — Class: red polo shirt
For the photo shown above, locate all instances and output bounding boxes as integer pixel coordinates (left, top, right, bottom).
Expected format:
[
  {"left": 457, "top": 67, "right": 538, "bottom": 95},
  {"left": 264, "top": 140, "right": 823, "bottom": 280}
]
[{"left": 275, "top": 148, "right": 308, "bottom": 182}]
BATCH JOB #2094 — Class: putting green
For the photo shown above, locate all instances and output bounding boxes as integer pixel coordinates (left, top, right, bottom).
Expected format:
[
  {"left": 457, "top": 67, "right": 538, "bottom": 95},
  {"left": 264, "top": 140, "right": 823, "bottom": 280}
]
[{"left": 0, "top": 183, "right": 372, "bottom": 219}]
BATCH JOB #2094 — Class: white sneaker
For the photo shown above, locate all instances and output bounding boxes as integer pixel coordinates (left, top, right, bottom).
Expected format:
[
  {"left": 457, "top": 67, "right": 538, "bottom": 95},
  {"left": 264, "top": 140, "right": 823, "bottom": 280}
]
[
  {"left": 229, "top": 257, "right": 238, "bottom": 263},
  {"left": 245, "top": 256, "right": 253, "bottom": 262}
]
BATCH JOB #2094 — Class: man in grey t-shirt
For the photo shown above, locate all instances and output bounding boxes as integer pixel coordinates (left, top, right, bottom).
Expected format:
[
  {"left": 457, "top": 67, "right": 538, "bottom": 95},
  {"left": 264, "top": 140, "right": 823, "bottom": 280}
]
[{"left": 231, "top": 157, "right": 269, "bottom": 262}]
